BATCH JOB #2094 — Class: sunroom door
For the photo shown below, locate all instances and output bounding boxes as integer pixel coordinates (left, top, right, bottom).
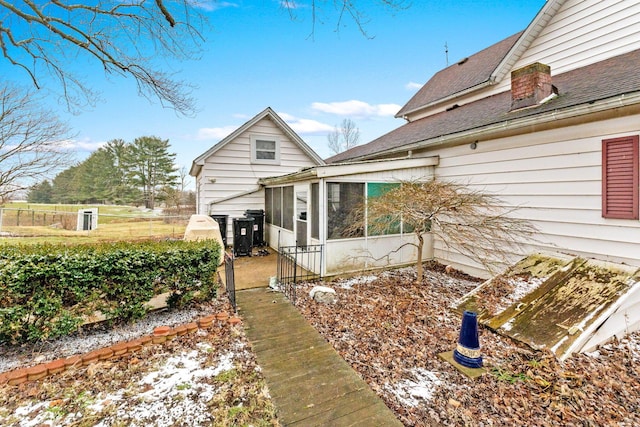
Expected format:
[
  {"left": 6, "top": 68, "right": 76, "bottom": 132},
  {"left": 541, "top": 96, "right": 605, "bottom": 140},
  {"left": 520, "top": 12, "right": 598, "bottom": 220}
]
[{"left": 295, "top": 188, "right": 307, "bottom": 247}]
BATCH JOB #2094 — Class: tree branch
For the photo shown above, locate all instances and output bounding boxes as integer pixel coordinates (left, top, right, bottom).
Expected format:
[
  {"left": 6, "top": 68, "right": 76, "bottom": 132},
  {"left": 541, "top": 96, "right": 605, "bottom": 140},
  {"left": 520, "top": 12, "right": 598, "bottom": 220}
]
[
  {"left": 0, "top": 84, "right": 74, "bottom": 201},
  {"left": 0, "top": 0, "right": 204, "bottom": 115}
]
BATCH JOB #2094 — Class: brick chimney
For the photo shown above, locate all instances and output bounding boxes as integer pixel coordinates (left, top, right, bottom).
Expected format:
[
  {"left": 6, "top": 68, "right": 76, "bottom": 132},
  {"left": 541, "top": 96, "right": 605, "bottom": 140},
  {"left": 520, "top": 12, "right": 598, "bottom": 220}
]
[{"left": 510, "top": 62, "right": 557, "bottom": 110}]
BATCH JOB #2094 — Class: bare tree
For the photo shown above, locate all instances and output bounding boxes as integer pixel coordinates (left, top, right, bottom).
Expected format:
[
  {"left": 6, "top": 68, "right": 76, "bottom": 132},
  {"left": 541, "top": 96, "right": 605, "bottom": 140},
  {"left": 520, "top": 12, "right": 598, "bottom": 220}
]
[
  {"left": 362, "top": 180, "right": 537, "bottom": 282},
  {"left": 177, "top": 165, "right": 196, "bottom": 208},
  {"left": 281, "top": 0, "right": 409, "bottom": 39},
  {"left": 1, "top": 2, "right": 410, "bottom": 116},
  {"left": 328, "top": 118, "right": 361, "bottom": 155},
  {"left": 0, "top": 1, "right": 205, "bottom": 115},
  {"left": 0, "top": 84, "right": 73, "bottom": 202}
]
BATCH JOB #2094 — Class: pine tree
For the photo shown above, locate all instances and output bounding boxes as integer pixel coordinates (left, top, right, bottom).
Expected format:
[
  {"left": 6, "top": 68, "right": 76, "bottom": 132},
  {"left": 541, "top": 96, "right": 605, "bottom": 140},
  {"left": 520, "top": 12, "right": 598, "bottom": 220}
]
[
  {"left": 26, "top": 180, "right": 53, "bottom": 203},
  {"left": 122, "top": 136, "right": 178, "bottom": 209}
]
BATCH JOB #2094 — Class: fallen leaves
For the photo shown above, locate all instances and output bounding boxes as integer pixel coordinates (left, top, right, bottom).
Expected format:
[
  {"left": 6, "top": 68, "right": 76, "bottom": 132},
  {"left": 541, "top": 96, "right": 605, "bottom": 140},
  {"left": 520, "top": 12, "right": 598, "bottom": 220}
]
[{"left": 294, "top": 263, "right": 640, "bottom": 426}]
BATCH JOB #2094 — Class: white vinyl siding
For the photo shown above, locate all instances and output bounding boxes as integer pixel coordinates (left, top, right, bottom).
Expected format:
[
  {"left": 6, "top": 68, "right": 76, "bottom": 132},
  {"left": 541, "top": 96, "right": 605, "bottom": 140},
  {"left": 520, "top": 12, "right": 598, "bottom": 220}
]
[
  {"left": 517, "top": 1, "right": 640, "bottom": 71},
  {"left": 495, "top": 0, "right": 640, "bottom": 93},
  {"left": 407, "top": 0, "right": 640, "bottom": 122},
  {"left": 197, "top": 117, "right": 319, "bottom": 242},
  {"left": 419, "top": 114, "right": 640, "bottom": 277}
]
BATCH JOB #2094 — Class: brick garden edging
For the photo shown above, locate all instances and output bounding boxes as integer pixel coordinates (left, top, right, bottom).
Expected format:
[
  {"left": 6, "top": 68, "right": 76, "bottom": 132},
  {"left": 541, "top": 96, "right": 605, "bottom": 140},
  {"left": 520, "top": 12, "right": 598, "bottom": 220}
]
[{"left": 0, "top": 313, "right": 242, "bottom": 387}]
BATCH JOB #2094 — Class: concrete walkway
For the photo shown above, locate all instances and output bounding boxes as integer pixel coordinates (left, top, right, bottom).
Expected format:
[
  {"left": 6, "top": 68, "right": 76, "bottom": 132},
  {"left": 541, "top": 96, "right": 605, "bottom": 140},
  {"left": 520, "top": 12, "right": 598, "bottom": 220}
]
[{"left": 237, "top": 288, "right": 403, "bottom": 427}]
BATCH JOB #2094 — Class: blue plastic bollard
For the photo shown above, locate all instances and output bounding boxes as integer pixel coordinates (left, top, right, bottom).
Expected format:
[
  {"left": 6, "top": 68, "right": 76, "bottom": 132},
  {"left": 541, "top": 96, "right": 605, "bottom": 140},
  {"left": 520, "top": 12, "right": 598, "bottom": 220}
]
[{"left": 453, "top": 310, "right": 483, "bottom": 368}]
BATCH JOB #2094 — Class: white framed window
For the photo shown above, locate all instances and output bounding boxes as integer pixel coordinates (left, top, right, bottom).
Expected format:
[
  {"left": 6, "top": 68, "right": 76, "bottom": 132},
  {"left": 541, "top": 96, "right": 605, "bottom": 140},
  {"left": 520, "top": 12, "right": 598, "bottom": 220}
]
[{"left": 251, "top": 135, "right": 280, "bottom": 164}]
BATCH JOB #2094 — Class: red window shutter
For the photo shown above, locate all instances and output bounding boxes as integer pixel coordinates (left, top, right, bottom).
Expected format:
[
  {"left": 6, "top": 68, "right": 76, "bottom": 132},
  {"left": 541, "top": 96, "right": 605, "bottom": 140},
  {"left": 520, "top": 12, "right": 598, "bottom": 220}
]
[{"left": 602, "top": 136, "right": 639, "bottom": 219}]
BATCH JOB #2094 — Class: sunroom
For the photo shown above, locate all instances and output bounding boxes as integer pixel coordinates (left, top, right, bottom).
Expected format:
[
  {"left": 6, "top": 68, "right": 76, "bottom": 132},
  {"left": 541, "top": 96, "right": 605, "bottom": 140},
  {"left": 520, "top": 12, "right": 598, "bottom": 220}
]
[{"left": 259, "top": 156, "right": 439, "bottom": 277}]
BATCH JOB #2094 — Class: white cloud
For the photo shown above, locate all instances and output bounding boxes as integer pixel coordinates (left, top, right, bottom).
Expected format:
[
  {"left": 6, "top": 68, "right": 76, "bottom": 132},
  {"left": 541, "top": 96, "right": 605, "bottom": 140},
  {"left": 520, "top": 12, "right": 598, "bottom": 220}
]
[
  {"left": 376, "top": 103, "right": 403, "bottom": 116},
  {"left": 278, "top": 112, "right": 334, "bottom": 135},
  {"left": 310, "top": 100, "right": 401, "bottom": 118},
  {"left": 406, "top": 81, "right": 423, "bottom": 91},
  {"left": 194, "top": 112, "right": 334, "bottom": 143},
  {"left": 195, "top": 126, "right": 238, "bottom": 141},
  {"left": 190, "top": 1, "right": 238, "bottom": 12},
  {"left": 57, "top": 138, "right": 104, "bottom": 152},
  {"left": 75, "top": 139, "right": 106, "bottom": 151}
]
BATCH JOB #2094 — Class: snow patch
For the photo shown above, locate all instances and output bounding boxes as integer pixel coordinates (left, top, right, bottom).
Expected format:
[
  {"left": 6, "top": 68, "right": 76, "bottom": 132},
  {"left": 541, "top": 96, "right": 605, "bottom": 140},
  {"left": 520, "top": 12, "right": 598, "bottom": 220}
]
[
  {"left": 9, "top": 346, "right": 241, "bottom": 427},
  {"left": 501, "top": 318, "right": 516, "bottom": 332},
  {"left": 334, "top": 274, "right": 378, "bottom": 289},
  {"left": 386, "top": 368, "right": 442, "bottom": 407},
  {"left": 0, "top": 306, "right": 207, "bottom": 373}
]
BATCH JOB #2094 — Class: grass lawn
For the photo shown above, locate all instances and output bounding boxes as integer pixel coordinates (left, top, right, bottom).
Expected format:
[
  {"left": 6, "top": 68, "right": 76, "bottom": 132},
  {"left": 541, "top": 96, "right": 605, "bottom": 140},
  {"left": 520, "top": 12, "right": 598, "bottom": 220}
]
[{"left": 0, "top": 203, "right": 189, "bottom": 244}]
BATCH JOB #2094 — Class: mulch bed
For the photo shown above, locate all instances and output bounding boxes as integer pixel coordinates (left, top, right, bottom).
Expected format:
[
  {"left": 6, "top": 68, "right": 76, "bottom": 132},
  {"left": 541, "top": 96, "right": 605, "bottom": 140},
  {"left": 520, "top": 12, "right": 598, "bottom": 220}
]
[{"left": 293, "top": 263, "right": 640, "bottom": 426}]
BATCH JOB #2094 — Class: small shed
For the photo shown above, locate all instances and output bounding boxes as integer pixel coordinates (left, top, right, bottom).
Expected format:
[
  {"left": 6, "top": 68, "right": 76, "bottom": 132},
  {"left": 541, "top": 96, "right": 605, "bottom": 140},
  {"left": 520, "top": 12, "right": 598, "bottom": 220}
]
[{"left": 77, "top": 208, "right": 98, "bottom": 231}]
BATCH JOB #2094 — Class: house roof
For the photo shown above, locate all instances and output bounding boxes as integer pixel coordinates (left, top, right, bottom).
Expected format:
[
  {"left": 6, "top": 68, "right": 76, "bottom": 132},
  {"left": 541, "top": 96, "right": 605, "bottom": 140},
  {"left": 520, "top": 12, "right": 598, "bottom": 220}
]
[
  {"left": 327, "top": 48, "right": 640, "bottom": 163},
  {"left": 395, "top": 0, "right": 566, "bottom": 119},
  {"left": 396, "top": 31, "right": 522, "bottom": 118},
  {"left": 190, "top": 107, "right": 325, "bottom": 176}
]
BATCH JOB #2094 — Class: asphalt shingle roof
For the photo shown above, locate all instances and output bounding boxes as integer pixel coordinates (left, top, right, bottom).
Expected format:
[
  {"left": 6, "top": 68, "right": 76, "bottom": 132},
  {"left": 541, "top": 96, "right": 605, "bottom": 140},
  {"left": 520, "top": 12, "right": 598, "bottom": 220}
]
[
  {"left": 395, "top": 32, "right": 523, "bottom": 118},
  {"left": 327, "top": 48, "right": 640, "bottom": 163}
]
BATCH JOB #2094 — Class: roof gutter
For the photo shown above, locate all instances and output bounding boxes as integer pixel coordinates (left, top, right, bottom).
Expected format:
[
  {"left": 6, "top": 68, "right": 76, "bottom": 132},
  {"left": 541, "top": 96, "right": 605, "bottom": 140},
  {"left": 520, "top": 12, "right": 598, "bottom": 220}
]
[
  {"left": 358, "top": 92, "right": 640, "bottom": 161},
  {"left": 259, "top": 157, "right": 439, "bottom": 186},
  {"left": 189, "top": 162, "right": 203, "bottom": 177},
  {"left": 259, "top": 168, "right": 318, "bottom": 186}
]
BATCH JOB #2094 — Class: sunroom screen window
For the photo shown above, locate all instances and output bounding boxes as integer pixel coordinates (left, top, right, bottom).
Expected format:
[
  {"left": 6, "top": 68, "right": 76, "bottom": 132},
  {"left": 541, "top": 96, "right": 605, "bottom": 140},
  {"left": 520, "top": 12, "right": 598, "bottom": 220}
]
[
  {"left": 273, "top": 187, "right": 282, "bottom": 227},
  {"left": 283, "top": 186, "right": 294, "bottom": 231},
  {"left": 327, "top": 182, "right": 364, "bottom": 239},
  {"left": 265, "top": 188, "right": 272, "bottom": 224},
  {"left": 367, "top": 182, "right": 401, "bottom": 235},
  {"left": 266, "top": 186, "right": 294, "bottom": 230}
]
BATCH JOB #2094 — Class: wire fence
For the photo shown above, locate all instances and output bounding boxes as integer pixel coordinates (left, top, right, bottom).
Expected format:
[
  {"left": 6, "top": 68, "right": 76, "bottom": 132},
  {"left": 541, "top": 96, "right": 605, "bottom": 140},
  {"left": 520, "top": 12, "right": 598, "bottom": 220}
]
[{"left": 0, "top": 206, "right": 194, "bottom": 241}]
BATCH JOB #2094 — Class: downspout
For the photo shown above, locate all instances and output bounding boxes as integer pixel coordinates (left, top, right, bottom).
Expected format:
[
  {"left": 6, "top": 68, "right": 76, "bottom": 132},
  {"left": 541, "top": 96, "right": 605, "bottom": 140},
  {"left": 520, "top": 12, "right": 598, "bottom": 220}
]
[{"left": 196, "top": 181, "right": 201, "bottom": 214}]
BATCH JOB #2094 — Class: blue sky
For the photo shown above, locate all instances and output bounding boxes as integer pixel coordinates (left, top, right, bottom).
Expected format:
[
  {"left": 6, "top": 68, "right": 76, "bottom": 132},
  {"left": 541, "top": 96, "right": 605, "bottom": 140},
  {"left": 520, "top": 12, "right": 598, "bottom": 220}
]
[{"left": 4, "top": 0, "right": 545, "bottom": 183}]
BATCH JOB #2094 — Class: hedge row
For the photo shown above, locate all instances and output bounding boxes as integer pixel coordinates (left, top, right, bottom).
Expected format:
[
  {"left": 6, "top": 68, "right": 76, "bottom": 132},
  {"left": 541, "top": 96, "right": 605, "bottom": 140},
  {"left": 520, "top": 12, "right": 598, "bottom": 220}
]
[{"left": 0, "top": 240, "right": 221, "bottom": 344}]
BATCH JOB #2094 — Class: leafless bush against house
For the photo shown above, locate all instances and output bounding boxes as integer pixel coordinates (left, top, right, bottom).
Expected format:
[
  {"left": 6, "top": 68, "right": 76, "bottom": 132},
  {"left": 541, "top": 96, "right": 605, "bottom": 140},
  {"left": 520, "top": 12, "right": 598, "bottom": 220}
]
[{"left": 357, "top": 179, "right": 538, "bottom": 281}]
